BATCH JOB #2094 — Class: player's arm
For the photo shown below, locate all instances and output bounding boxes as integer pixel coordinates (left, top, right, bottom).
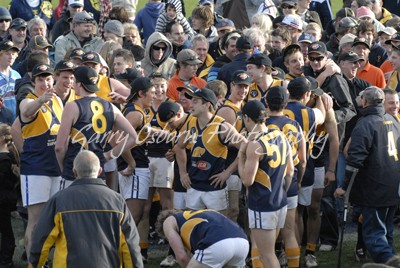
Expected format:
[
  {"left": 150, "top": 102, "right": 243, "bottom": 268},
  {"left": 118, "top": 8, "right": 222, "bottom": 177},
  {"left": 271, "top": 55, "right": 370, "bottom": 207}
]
[
  {"left": 284, "top": 140, "right": 294, "bottom": 192},
  {"left": 19, "top": 89, "right": 55, "bottom": 121},
  {"left": 312, "top": 96, "right": 326, "bottom": 126},
  {"left": 55, "top": 102, "right": 79, "bottom": 172},
  {"left": 175, "top": 125, "right": 191, "bottom": 189},
  {"left": 239, "top": 141, "right": 261, "bottom": 187},
  {"left": 110, "top": 78, "right": 130, "bottom": 97},
  {"left": 216, "top": 106, "right": 237, "bottom": 126},
  {"left": 163, "top": 216, "right": 191, "bottom": 267},
  {"left": 324, "top": 108, "right": 339, "bottom": 186},
  {"left": 11, "top": 117, "right": 23, "bottom": 153},
  {"left": 296, "top": 130, "right": 307, "bottom": 187}
]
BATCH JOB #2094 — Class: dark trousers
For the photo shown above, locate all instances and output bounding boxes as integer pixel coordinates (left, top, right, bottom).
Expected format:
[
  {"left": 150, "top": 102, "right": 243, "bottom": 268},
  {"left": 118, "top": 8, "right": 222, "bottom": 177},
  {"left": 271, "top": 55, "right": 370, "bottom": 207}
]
[{"left": 0, "top": 204, "right": 15, "bottom": 264}]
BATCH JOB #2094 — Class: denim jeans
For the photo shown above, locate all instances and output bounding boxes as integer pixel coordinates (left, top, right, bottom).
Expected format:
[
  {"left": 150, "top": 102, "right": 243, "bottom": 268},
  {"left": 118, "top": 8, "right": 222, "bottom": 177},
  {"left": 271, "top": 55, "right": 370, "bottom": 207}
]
[{"left": 361, "top": 206, "right": 396, "bottom": 263}]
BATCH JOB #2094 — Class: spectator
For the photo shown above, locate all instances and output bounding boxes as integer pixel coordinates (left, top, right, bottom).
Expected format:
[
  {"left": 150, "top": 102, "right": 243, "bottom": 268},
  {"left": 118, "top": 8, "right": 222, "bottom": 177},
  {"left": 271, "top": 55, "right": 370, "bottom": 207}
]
[
  {"left": 269, "top": 27, "right": 292, "bottom": 63},
  {"left": 357, "top": 20, "right": 387, "bottom": 67},
  {"left": 310, "top": 0, "right": 333, "bottom": 29},
  {"left": 383, "top": 0, "right": 400, "bottom": 17},
  {"left": 356, "top": 6, "right": 385, "bottom": 33},
  {"left": 387, "top": 45, "right": 400, "bottom": 92},
  {"left": 191, "top": 6, "right": 218, "bottom": 42},
  {"left": 27, "top": 17, "right": 47, "bottom": 38},
  {"left": 123, "top": 23, "right": 143, "bottom": 47},
  {"left": 8, "top": 19, "right": 29, "bottom": 73},
  {"left": 165, "top": 21, "right": 190, "bottom": 59},
  {"left": 297, "top": 0, "right": 322, "bottom": 29},
  {"left": 51, "top": 0, "right": 84, "bottom": 43},
  {"left": 112, "top": 0, "right": 138, "bottom": 21},
  {"left": 243, "top": 27, "right": 266, "bottom": 53},
  {"left": 103, "top": 20, "right": 124, "bottom": 46},
  {"left": 9, "top": 0, "right": 52, "bottom": 29},
  {"left": 192, "top": 34, "right": 214, "bottom": 80},
  {"left": 54, "top": 11, "right": 104, "bottom": 62},
  {"left": 112, "top": 48, "right": 135, "bottom": 75},
  {"left": 0, "top": 8, "right": 11, "bottom": 40},
  {"left": 142, "top": 32, "right": 176, "bottom": 79},
  {"left": 281, "top": 14, "right": 303, "bottom": 43},
  {"left": 108, "top": 6, "right": 131, "bottom": 23},
  {"left": 134, "top": 0, "right": 164, "bottom": 45},
  {"left": 383, "top": 89, "right": 399, "bottom": 118},
  {"left": 371, "top": 0, "right": 392, "bottom": 25},
  {"left": 326, "top": 17, "right": 358, "bottom": 56},
  {"left": 155, "top": 0, "right": 195, "bottom": 40},
  {"left": 30, "top": 151, "right": 143, "bottom": 268},
  {"left": 208, "top": 18, "right": 236, "bottom": 60}
]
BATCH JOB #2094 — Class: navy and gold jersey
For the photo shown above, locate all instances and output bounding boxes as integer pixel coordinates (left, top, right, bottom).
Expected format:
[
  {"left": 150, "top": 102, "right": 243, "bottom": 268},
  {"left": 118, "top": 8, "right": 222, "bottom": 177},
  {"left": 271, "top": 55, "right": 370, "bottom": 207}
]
[
  {"left": 147, "top": 105, "right": 173, "bottom": 158},
  {"left": 62, "top": 97, "right": 114, "bottom": 180},
  {"left": 217, "top": 99, "right": 243, "bottom": 170},
  {"left": 247, "top": 80, "right": 282, "bottom": 106},
  {"left": 174, "top": 210, "right": 247, "bottom": 253},
  {"left": 96, "top": 75, "right": 113, "bottom": 102},
  {"left": 118, "top": 103, "right": 150, "bottom": 170},
  {"left": 60, "top": 89, "right": 79, "bottom": 106},
  {"left": 20, "top": 94, "right": 63, "bottom": 176},
  {"left": 284, "top": 73, "right": 298, "bottom": 81},
  {"left": 187, "top": 115, "right": 228, "bottom": 191},
  {"left": 248, "top": 129, "right": 289, "bottom": 212},
  {"left": 266, "top": 115, "right": 303, "bottom": 197}
]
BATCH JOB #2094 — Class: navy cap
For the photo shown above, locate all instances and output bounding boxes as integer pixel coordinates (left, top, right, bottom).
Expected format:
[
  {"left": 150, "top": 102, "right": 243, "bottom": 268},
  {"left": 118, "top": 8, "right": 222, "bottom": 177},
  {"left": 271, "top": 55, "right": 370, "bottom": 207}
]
[
  {"left": 239, "top": 100, "right": 266, "bottom": 122},
  {"left": 74, "top": 66, "right": 99, "bottom": 92},
  {"left": 0, "top": 7, "right": 11, "bottom": 21},
  {"left": 185, "top": 87, "right": 217, "bottom": 107},
  {"left": 177, "top": 84, "right": 198, "bottom": 93},
  {"left": 127, "top": 77, "right": 153, "bottom": 102},
  {"left": 236, "top": 36, "right": 253, "bottom": 50},
  {"left": 32, "top": 64, "right": 54, "bottom": 77},
  {"left": 247, "top": 53, "right": 272, "bottom": 67},
  {"left": 288, "top": 76, "right": 324, "bottom": 98},
  {"left": 0, "top": 40, "right": 18, "bottom": 52},
  {"left": 266, "top": 86, "right": 288, "bottom": 105},
  {"left": 338, "top": 51, "right": 364, "bottom": 62},
  {"left": 298, "top": 33, "right": 316, "bottom": 43},
  {"left": 308, "top": 41, "right": 327, "bottom": 55},
  {"left": 10, "top": 18, "right": 27, "bottom": 29},
  {"left": 215, "top": 18, "right": 235, "bottom": 31},
  {"left": 82, "top": 51, "right": 102, "bottom": 64},
  {"left": 158, "top": 101, "right": 180, "bottom": 122},
  {"left": 55, "top": 60, "right": 76, "bottom": 72},
  {"left": 352, "top": 37, "right": 371, "bottom": 49},
  {"left": 231, "top": 70, "right": 251, "bottom": 86}
]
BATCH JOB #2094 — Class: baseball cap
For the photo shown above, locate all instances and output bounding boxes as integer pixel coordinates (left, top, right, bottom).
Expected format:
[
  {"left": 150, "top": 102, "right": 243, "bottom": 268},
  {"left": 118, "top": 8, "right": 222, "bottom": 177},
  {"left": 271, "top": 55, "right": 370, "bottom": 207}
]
[
  {"left": 127, "top": 77, "right": 153, "bottom": 102},
  {"left": 32, "top": 64, "right": 54, "bottom": 78},
  {"left": 114, "top": 68, "right": 140, "bottom": 84},
  {"left": 82, "top": 51, "right": 101, "bottom": 64},
  {"left": 149, "top": 71, "right": 168, "bottom": 80},
  {"left": 266, "top": 86, "right": 288, "bottom": 105},
  {"left": 281, "top": 14, "right": 303, "bottom": 30},
  {"left": 272, "top": 67, "right": 285, "bottom": 81},
  {"left": 70, "top": 48, "right": 85, "bottom": 59},
  {"left": 0, "top": 7, "right": 11, "bottom": 21},
  {"left": 68, "top": 0, "right": 84, "bottom": 7},
  {"left": 239, "top": 100, "right": 266, "bottom": 122},
  {"left": 10, "top": 18, "right": 27, "bottom": 29},
  {"left": 55, "top": 59, "right": 76, "bottom": 72},
  {"left": 356, "top": 6, "right": 375, "bottom": 20},
  {"left": 236, "top": 36, "right": 253, "bottom": 50},
  {"left": 104, "top": 20, "right": 124, "bottom": 37},
  {"left": 339, "top": 33, "right": 357, "bottom": 49},
  {"left": 335, "top": 7, "right": 355, "bottom": 19},
  {"left": 384, "top": 32, "right": 400, "bottom": 45},
  {"left": 231, "top": 70, "right": 251, "bottom": 86},
  {"left": 362, "top": 86, "right": 384, "bottom": 104},
  {"left": 281, "top": 0, "right": 298, "bottom": 6},
  {"left": 72, "top": 11, "right": 94, "bottom": 24},
  {"left": 247, "top": 53, "right": 272, "bottom": 67},
  {"left": 158, "top": 101, "right": 180, "bottom": 122},
  {"left": 308, "top": 41, "right": 327, "bottom": 56},
  {"left": 184, "top": 87, "right": 218, "bottom": 107},
  {"left": 352, "top": 37, "right": 371, "bottom": 49},
  {"left": 29, "top": 36, "right": 53, "bottom": 50},
  {"left": 215, "top": 19, "right": 235, "bottom": 31},
  {"left": 177, "top": 84, "right": 198, "bottom": 93},
  {"left": 298, "top": 33, "right": 316, "bottom": 43},
  {"left": 0, "top": 40, "right": 19, "bottom": 52},
  {"left": 378, "top": 27, "right": 397, "bottom": 37},
  {"left": 287, "top": 76, "right": 324, "bottom": 98},
  {"left": 283, "top": 43, "right": 301, "bottom": 59},
  {"left": 338, "top": 51, "right": 363, "bottom": 62},
  {"left": 199, "top": 0, "right": 213, "bottom": 5},
  {"left": 74, "top": 66, "right": 99, "bottom": 92},
  {"left": 338, "top": 17, "right": 358, "bottom": 29},
  {"left": 177, "top": 49, "right": 202, "bottom": 65}
]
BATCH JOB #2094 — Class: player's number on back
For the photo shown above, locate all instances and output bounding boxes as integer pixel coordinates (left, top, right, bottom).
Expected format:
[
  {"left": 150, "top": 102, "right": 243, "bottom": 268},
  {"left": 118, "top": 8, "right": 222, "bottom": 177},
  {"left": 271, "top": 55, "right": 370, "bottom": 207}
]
[
  {"left": 90, "top": 101, "right": 107, "bottom": 134},
  {"left": 388, "top": 131, "right": 398, "bottom": 161}
]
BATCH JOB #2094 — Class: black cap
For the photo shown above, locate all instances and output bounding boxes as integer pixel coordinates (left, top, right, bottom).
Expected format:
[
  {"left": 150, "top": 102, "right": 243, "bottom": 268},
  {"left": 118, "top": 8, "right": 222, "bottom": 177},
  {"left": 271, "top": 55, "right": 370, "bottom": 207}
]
[
  {"left": 236, "top": 36, "right": 253, "bottom": 50},
  {"left": 10, "top": 18, "right": 27, "bottom": 29},
  {"left": 0, "top": 40, "right": 19, "bottom": 52},
  {"left": 338, "top": 51, "right": 363, "bottom": 62},
  {"left": 271, "top": 67, "right": 285, "bottom": 81},
  {"left": 305, "top": 76, "right": 324, "bottom": 96},
  {"left": 240, "top": 100, "right": 266, "bottom": 122},
  {"left": 352, "top": 37, "right": 371, "bottom": 49},
  {"left": 247, "top": 53, "right": 272, "bottom": 67},
  {"left": 127, "top": 77, "right": 153, "bottom": 102},
  {"left": 308, "top": 41, "right": 327, "bottom": 56},
  {"left": 114, "top": 68, "right": 140, "bottom": 84},
  {"left": 338, "top": 17, "right": 358, "bottom": 29},
  {"left": 158, "top": 101, "right": 180, "bottom": 122},
  {"left": 177, "top": 84, "right": 198, "bottom": 93},
  {"left": 283, "top": 43, "right": 301, "bottom": 59},
  {"left": 55, "top": 60, "right": 76, "bottom": 72},
  {"left": 266, "top": 86, "right": 288, "bottom": 105},
  {"left": 74, "top": 66, "right": 99, "bottom": 92},
  {"left": 32, "top": 64, "right": 54, "bottom": 77},
  {"left": 149, "top": 71, "right": 168, "bottom": 80},
  {"left": 82, "top": 51, "right": 101, "bottom": 64},
  {"left": 29, "top": 36, "right": 53, "bottom": 50},
  {"left": 288, "top": 76, "right": 324, "bottom": 98},
  {"left": 231, "top": 70, "right": 251, "bottom": 86},
  {"left": 70, "top": 48, "right": 85, "bottom": 59},
  {"left": 185, "top": 87, "right": 218, "bottom": 107}
]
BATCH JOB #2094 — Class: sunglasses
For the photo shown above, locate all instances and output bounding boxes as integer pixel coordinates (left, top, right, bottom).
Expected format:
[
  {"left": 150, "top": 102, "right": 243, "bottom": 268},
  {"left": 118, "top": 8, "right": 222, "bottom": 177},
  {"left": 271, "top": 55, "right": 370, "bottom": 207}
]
[
  {"left": 152, "top": 45, "right": 167, "bottom": 51},
  {"left": 281, "top": 4, "right": 295, "bottom": 9},
  {"left": 308, "top": 56, "right": 325, "bottom": 62},
  {"left": 0, "top": 19, "right": 10, "bottom": 23}
]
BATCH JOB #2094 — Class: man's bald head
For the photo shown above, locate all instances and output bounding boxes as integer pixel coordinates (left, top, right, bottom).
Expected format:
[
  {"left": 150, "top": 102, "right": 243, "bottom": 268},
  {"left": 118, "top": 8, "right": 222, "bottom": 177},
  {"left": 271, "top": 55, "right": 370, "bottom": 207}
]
[{"left": 73, "top": 151, "right": 102, "bottom": 179}]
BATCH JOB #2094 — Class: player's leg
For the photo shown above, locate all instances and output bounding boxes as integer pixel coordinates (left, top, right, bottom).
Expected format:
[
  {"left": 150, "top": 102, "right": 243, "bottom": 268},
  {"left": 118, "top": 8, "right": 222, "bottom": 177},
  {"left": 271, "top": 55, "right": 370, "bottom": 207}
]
[{"left": 282, "top": 197, "right": 300, "bottom": 268}]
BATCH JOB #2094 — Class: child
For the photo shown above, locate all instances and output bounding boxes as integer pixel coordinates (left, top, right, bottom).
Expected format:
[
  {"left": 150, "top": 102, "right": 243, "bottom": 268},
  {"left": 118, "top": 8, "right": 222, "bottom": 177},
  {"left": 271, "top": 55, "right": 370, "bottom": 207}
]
[
  {"left": 0, "top": 123, "right": 20, "bottom": 268},
  {"left": 155, "top": 0, "right": 195, "bottom": 40}
]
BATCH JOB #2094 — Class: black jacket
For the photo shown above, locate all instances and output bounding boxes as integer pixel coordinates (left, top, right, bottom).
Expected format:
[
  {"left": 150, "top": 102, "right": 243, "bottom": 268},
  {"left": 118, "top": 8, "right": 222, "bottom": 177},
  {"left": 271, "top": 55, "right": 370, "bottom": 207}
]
[
  {"left": 369, "top": 42, "right": 388, "bottom": 68},
  {"left": 15, "top": 73, "right": 34, "bottom": 116},
  {"left": 348, "top": 105, "right": 400, "bottom": 207}
]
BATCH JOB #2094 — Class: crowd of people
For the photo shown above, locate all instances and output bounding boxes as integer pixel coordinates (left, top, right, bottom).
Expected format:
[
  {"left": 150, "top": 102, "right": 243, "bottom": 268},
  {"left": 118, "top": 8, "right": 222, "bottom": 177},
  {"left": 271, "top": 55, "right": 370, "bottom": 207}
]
[{"left": 1, "top": 0, "right": 400, "bottom": 267}]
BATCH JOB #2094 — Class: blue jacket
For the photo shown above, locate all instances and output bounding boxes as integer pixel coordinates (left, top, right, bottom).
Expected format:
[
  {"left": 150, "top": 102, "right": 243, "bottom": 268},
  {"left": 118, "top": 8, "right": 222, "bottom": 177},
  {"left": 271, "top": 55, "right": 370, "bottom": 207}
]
[
  {"left": 9, "top": 0, "right": 53, "bottom": 28},
  {"left": 134, "top": 2, "right": 165, "bottom": 45},
  {"left": 217, "top": 52, "right": 251, "bottom": 93}
]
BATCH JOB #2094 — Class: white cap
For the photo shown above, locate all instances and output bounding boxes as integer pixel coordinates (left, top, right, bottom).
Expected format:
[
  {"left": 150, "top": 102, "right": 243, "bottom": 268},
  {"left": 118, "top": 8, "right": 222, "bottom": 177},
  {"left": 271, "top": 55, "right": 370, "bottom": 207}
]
[
  {"left": 282, "top": 14, "right": 303, "bottom": 30},
  {"left": 378, "top": 27, "right": 397, "bottom": 37},
  {"left": 68, "top": 0, "right": 84, "bottom": 7}
]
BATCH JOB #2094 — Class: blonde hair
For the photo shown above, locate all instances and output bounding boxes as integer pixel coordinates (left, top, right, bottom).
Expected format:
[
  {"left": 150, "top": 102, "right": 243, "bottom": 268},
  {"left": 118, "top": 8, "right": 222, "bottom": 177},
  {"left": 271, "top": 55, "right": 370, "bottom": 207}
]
[
  {"left": 98, "top": 40, "right": 122, "bottom": 70},
  {"left": 0, "top": 124, "right": 12, "bottom": 144},
  {"left": 123, "top": 23, "right": 142, "bottom": 47},
  {"left": 251, "top": 13, "right": 272, "bottom": 33}
]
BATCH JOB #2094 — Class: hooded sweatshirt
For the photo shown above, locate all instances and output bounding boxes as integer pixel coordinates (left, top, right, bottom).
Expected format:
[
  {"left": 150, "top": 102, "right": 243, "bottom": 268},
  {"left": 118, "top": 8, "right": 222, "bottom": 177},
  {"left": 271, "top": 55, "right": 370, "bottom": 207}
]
[
  {"left": 155, "top": 0, "right": 195, "bottom": 40},
  {"left": 134, "top": 1, "right": 165, "bottom": 45},
  {"left": 142, "top": 32, "right": 176, "bottom": 79}
]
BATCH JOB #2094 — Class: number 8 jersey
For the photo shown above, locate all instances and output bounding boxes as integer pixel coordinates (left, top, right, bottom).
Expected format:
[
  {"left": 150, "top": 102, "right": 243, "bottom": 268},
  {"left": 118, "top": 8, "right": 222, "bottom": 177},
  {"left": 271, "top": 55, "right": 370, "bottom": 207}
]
[{"left": 62, "top": 97, "right": 114, "bottom": 181}]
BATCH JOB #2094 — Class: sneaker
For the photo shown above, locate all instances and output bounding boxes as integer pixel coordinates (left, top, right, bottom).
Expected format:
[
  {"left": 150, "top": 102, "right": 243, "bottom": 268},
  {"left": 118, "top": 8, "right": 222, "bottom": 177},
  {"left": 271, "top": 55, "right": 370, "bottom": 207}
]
[
  {"left": 277, "top": 251, "right": 288, "bottom": 268},
  {"left": 305, "top": 254, "right": 318, "bottom": 267},
  {"left": 354, "top": 247, "right": 368, "bottom": 262},
  {"left": 160, "top": 255, "right": 177, "bottom": 267},
  {"left": 319, "top": 244, "right": 334, "bottom": 252}
]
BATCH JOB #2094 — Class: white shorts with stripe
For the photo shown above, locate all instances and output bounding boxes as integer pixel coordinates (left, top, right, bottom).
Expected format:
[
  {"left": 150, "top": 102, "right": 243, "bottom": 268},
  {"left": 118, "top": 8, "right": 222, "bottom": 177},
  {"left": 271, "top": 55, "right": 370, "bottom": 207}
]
[
  {"left": 186, "top": 187, "right": 228, "bottom": 211},
  {"left": 20, "top": 175, "right": 62, "bottom": 207},
  {"left": 119, "top": 168, "right": 150, "bottom": 200},
  {"left": 248, "top": 206, "right": 287, "bottom": 230}
]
